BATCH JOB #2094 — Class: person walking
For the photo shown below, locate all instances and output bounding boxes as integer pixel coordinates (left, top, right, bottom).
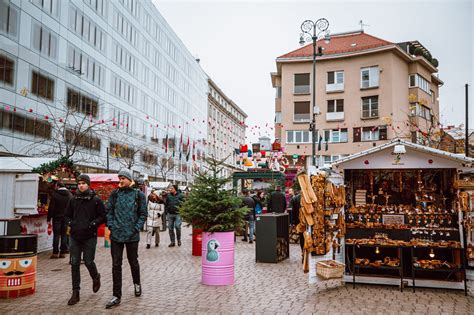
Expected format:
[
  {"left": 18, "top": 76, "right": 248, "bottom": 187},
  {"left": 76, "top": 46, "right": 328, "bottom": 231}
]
[
  {"left": 64, "top": 175, "right": 106, "bottom": 306},
  {"left": 160, "top": 190, "right": 168, "bottom": 232},
  {"left": 290, "top": 190, "right": 304, "bottom": 259},
  {"left": 164, "top": 185, "right": 184, "bottom": 247},
  {"left": 48, "top": 181, "right": 73, "bottom": 259},
  {"left": 105, "top": 169, "right": 147, "bottom": 309},
  {"left": 241, "top": 190, "right": 256, "bottom": 243},
  {"left": 268, "top": 185, "right": 287, "bottom": 213},
  {"left": 253, "top": 190, "right": 265, "bottom": 216},
  {"left": 146, "top": 190, "right": 164, "bottom": 248}
]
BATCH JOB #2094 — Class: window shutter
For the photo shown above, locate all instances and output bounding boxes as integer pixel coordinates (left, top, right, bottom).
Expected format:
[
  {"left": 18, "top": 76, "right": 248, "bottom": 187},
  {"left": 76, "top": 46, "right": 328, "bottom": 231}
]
[
  {"left": 353, "top": 127, "right": 361, "bottom": 142},
  {"left": 370, "top": 66, "right": 379, "bottom": 87}
]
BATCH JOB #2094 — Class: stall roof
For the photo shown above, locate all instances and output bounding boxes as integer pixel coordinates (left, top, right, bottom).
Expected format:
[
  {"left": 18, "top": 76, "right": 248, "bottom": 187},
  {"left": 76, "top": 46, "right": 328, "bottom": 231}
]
[
  {"left": 333, "top": 138, "right": 474, "bottom": 168},
  {"left": 0, "top": 157, "right": 56, "bottom": 173},
  {"left": 84, "top": 173, "right": 119, "bottom": 182}
]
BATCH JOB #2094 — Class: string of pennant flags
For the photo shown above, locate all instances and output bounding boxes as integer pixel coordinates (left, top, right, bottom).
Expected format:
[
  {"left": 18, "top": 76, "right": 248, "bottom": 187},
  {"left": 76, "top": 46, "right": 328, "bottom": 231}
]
[{"left": 1, "top": 102, "right": 446, "bottom": 159}]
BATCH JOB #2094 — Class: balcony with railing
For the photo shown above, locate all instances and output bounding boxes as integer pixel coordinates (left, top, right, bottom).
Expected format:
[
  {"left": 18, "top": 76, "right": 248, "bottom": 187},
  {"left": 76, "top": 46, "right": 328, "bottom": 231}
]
[
  {"left": 326, "top": 111, "right": 344, "bottom": 121},
  {"left": 294, "top": 85, "right": 310, "bottom": 94},
  {"left": 294, "top": 113, "right": 311, "bottom": 123}
]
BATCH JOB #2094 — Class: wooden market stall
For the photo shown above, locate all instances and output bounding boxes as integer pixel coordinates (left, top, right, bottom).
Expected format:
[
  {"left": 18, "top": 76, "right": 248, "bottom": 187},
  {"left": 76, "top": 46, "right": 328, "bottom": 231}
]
[
  {"left": 332, "top": 139, "right": 473, "bottom": 294},
  {"left": 0, "top": 157, "right": 56, "bottom": 252}
]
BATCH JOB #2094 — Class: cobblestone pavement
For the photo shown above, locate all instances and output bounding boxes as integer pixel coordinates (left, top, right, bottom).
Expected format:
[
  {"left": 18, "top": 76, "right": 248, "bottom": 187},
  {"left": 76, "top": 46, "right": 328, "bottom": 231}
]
[{"left": 1, "top": 226, "right": 473, "bottom": 314}]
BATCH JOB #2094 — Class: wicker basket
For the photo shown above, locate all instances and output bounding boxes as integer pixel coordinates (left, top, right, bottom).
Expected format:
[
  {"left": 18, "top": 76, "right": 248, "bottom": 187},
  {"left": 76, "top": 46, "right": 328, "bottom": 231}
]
[{"left": 316, "top": 260, "right": 345, "bottom": 279}]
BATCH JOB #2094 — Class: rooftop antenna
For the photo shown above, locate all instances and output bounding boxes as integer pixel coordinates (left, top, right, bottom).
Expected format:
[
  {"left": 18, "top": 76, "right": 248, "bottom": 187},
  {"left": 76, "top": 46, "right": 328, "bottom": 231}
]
[{"left": 359, "top": 20, "right": 370, "bottom": 31}]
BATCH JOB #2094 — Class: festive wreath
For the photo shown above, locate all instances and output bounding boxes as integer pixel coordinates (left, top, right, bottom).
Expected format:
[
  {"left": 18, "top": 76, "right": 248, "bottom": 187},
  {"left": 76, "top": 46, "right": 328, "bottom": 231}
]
[{"left": 32, "top": 156, "right": 81, "bottom": 182}]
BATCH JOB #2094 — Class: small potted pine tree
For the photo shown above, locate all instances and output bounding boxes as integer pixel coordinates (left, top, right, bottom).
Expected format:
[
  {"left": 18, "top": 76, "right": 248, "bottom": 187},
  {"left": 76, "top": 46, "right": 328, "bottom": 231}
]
[{"left": 179, "top": 157, "right": 247, "bottom": 286}]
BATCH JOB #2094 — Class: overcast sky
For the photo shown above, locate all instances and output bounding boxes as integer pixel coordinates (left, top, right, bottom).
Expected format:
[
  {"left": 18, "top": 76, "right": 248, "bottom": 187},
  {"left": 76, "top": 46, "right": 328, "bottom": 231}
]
[{"left": 154, "top": 0, "right": 473, "bottom": 144}]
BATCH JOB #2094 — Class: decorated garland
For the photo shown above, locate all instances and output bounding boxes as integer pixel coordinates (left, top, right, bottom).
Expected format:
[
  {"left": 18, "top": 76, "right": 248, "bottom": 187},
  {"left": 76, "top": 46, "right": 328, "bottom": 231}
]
[{"left": 32, "top": 156, "right": 81, "bottom": 182}]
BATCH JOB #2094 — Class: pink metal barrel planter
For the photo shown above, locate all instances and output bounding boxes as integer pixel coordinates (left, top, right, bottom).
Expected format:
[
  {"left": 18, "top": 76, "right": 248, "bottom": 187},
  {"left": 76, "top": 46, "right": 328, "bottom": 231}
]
[{"left": 201, "top": 231, "right": 234, "bottom": 286}]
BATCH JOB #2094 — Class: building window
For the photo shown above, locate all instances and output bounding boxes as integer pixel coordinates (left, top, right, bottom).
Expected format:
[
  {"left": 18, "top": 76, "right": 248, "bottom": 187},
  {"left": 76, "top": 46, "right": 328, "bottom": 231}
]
[
  {"left": 294, "top": 101, "right": 311, "bottom": 122},
  {"left": 67, "top": 45, "right": 104, "bottom": 87},
  {"left": 275, "top": 86, "right": 282, "bottom": 98},
  {"left": 360, "top": 66, "right": 379, "bottom": 89},
  {"left": 286, "top": 130, "right": 312, "bottom": 144},
  {"left": 112, "top": 41, "right": 137, "bottom": 75},
  {"left": 275, "top": 112, "right": 282, "bottom": 124},
  {"left": 0, "top": 1, "right": 19, "bottom": 39},
  {"left": 294, "top": 73, "right": 310, "bottom": 94},
  {"left": 353, "top": 126, "right": 387, "bottom": 142},
  {"left": 326, "top": 71, "right": 344, "bottom": 92},
  {"left": 0, "top": 53, "right": 15, "bottom": 87},
  {"left": 323, "top": 128, "right": 348, "bottom": 143},
  {"left": 30, "top": 0, "right": 60, "bottom": 18},
  {"left": 31, "top": 71, "right": 55, "bottom": 101},
  {"left": 83, "top": 0, "right": 107, "bottom": 16},
  {"left": 66, "top": 88, "right": 99, "bottom": 117},
  {"left": 409, "top": 74, "right": 431, "bottom": 94},
  {"left": 110, "top": 142, "right": 134, "bottom": 159},
  {"left": 31, "top": 22, "right": 58, "bottom": 60},
  {"left": 69, "top": 6, "right": 106, "bottom": 52},
  {"left": 327, "top": 99, "right": 344, "bottom": 113},
  {"left": 410, "top": 103, "right": 431, "bottom": 121},
  {"left": 66, "top": 128, "right": 101, "bottom": 151},
  {"left": 0, "top": 107, "right": 52, "bottom": 139},
  {"left": 361, "top": 96, "right": 379, "bottom": 119}
]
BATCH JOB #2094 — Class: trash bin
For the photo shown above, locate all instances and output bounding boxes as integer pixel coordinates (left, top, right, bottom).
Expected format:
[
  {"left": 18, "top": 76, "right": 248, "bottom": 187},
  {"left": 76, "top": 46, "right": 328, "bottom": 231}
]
[
  {"left": 192, "top": 228, "right": 202, "bottom": 256},
  {"left": 0, "top": 234, "right": 38, "bottom": 298}
]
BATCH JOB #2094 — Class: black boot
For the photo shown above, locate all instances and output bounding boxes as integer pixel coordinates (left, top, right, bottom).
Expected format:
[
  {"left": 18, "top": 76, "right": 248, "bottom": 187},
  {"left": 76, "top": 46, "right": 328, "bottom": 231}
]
[
  {"left": 92, "top": 273, "right": 101, "bottom": 293},
  {"left": 67, "top": 290, "right": 80, "bottom": 305}
]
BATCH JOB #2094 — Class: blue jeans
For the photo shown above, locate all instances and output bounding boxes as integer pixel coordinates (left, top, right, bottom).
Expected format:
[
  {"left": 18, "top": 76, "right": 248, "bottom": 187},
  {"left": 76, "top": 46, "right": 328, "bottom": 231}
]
[
  {"left": 167, "top": 214, "right": 182, "bottom": 243},
  {"left": 70, "top": 237, "right": 99, "bottom": 291},
  {"left": 248, "top": 220, "right": 255, "bottom": 241},
  {"left": 52, "top": 218, "right": 68, "bottom": 254}
]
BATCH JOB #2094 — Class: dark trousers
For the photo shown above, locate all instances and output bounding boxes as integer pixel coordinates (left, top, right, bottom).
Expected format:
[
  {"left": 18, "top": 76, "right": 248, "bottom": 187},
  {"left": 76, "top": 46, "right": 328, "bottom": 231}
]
[
  {"left": 111, "top": 240, "right": 140, "bottom": 299},
  {"left": 167, "top": 214, "right": 182, "bottom": 243},
  {"left": 52, "top": 218, "right": 68, "bottom": 254},
  {"left": 298, "top": 232, "right": 304, "bottom": 252},
  {"left": 70, "top": 237, "right": 99, "bottom": 291}
]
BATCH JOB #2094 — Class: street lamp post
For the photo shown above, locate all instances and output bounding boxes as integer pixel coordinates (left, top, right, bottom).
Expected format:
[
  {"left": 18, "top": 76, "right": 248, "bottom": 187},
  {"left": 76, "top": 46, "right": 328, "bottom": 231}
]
[{"left": 299, "top": 19, "right": 330, "bottom": 167}]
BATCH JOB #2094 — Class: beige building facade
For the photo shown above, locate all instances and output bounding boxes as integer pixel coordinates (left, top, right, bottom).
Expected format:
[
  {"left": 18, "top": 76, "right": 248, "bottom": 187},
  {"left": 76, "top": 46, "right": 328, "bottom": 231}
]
[
  {"left": 271, "top": 31, "right": 443, "bottom": 167},
  {"left": 208, "top": 78, "right": 247, "bottom": 179}
]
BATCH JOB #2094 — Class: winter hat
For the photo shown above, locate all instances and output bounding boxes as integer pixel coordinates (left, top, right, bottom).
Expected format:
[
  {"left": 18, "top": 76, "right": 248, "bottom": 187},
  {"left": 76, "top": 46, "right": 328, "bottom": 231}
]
[
  {"left": 77, "top": 174, "right": 90, "bottom": 186},
  {"left": 118, "top": 169, "right": 133, "bottom": 181}
]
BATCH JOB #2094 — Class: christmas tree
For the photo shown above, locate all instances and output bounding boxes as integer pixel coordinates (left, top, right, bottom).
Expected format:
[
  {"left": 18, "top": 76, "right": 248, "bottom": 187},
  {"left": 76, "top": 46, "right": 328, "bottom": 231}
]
[{"left": 179, "top": 157, "right": 247, "bottom": 232}]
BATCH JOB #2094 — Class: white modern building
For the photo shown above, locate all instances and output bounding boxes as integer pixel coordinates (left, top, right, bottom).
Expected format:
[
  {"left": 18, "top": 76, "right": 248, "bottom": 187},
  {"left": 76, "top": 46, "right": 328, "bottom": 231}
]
[
  {"left": 207, "top": 78, "right": 247, "bottom": 182},
  {"left": 0, "top": 0, "right": 208, "bottom": 183}
]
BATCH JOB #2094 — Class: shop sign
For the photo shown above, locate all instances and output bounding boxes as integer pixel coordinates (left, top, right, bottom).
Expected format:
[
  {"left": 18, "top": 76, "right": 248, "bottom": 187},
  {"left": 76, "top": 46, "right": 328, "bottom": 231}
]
[{"left": 21, "top": 216, "right": 53, "bottom": 252}]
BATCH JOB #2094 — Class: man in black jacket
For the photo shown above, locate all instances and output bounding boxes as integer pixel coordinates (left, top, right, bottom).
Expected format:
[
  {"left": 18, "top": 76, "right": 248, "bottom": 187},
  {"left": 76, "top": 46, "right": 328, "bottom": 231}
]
[
  {"left": 241, "top": 190, "right": 256, "bottom": 243},
  {"left": 268, "top": 185, "right": 287, "bottom": 213},
  {"left": 164, "top": 185, "right": 184, "bottom": 247},
  {"left": 64, "top": 174, "right": 106, "bottom": 306},
  {"left": 48, "top": 181, "right": 72, "bottom": 259},
  {"left": 290, "top": 191, "right": 304, "bottom": 253}
]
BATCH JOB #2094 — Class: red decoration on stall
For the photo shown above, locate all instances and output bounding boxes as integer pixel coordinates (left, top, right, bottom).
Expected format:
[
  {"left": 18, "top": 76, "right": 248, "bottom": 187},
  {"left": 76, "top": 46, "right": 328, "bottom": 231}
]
[
  {"left": 28, "top": 108, "right": 33, "bottom": 112},
  {"left": 364, "top": 160, "right": 370, "bottom": 165},
  {"left": 428, "top": 159, "right": 433, "bottom": 164},
  {"left": 240, "top": 144, "right": 248, "bottom": 153}
]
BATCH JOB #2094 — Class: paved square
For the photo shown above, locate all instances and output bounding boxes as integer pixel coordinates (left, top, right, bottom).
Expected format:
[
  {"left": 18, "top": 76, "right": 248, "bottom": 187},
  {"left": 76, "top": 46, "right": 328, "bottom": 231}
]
[{"left": 0, "top": 226, "right": 472, "bottom": 314}]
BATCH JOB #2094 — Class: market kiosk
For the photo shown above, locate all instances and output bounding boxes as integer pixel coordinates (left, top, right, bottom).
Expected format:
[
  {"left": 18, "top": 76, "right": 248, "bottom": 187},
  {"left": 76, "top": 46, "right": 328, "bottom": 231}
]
[
  {"left": 332, "top": 139, "right": 473, "bottom": 294},
  {"left": 0, "top": 157, "right": 56, "bottom": 252}
]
